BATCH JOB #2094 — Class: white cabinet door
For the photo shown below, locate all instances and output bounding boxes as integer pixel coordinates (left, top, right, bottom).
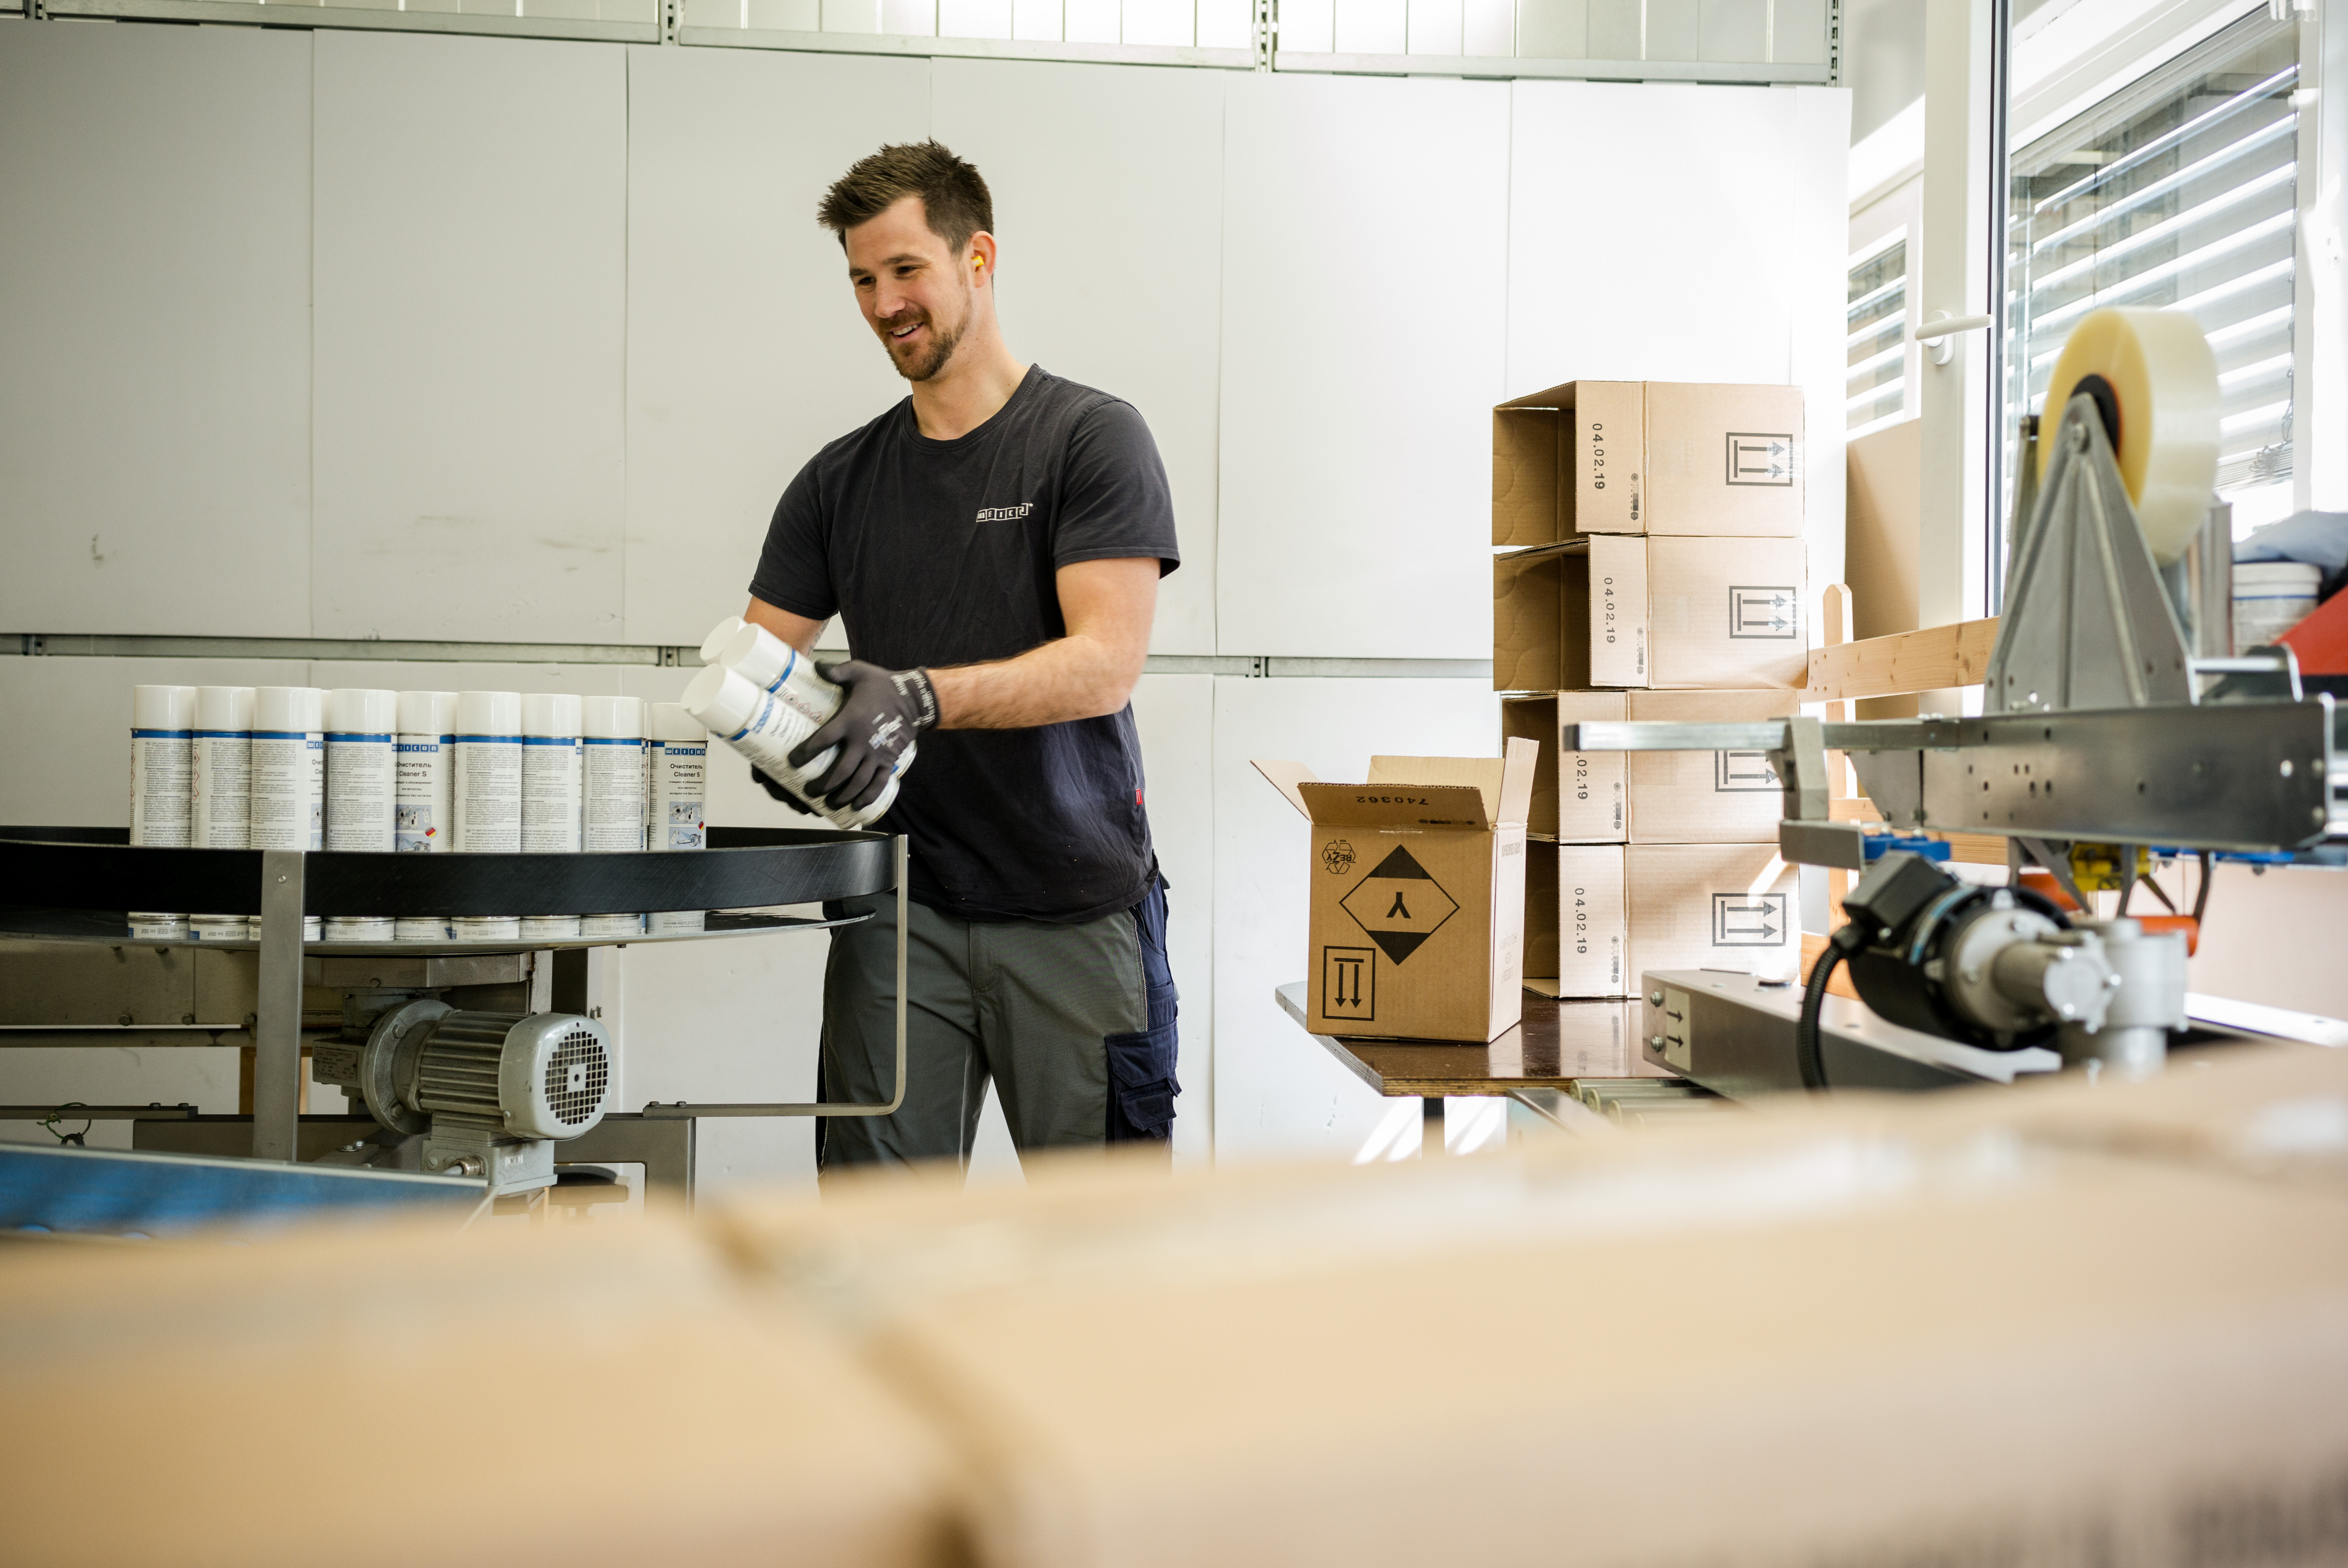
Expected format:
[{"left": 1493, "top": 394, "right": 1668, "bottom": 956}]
[
  {"left": 1508, "top": 79, "right": 1850, "bottom": 591},
  {"left": 623, "top": 46, "right": 929, "bottom": 648},
  {"left": 932, "top": 58, "right": 1226, "bottom": 657},
  {"left": 0, "top": 25, "right": 311, "bottom": 638},
  {"left": 1507, "top": 79, "right": 1805, "bottom": 392},
  {"left": 312, "top": 32, "right": 628, "bottom": 644},
  {"left": 1217, "top": 74, "right": 1510, "bottom": 660}
]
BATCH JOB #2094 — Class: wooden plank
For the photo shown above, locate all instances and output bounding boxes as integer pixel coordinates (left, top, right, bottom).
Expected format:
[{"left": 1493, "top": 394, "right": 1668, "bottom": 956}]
[{"left": 1805, "top": 617, "right": 2001, "bottom": 701}]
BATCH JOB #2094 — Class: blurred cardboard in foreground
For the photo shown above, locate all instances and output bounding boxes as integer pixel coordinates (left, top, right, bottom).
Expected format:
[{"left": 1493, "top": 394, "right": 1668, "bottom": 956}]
[
  {"left": 727, "top": 1044, "right": 2348, "bottom": 1568},
  {"left": 0, "top": 1216, "right": 961, "bottom": 1568}
]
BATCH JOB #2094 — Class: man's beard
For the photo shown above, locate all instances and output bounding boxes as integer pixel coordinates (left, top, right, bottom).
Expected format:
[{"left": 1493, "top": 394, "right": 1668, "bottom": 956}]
[{"left": 884, "top": 300, "right": 967, "bottom": 383}]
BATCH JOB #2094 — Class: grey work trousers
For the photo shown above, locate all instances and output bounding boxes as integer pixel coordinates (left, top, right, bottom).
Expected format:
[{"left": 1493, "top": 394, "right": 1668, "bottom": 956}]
[{"left": 816, "top": 879, "right": 1179, "bottom": 1176}]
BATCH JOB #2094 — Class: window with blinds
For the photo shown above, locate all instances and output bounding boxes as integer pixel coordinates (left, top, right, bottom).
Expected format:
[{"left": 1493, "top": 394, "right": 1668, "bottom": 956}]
[
  {"left": 1847, "top": 234, "right": 1909, "bottom": 434},
  {"left": 2005, "top": 13, "right": 2301, "bottom": 535}
]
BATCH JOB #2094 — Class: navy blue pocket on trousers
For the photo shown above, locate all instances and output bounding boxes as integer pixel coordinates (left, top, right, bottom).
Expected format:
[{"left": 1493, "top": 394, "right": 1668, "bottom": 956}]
[
  {"left": 1105, "top": 1020, "right": 1180, "bottom": 1142},
  {"left": 1107, "top": 875, "right": 1180, "bottom": 1142}
]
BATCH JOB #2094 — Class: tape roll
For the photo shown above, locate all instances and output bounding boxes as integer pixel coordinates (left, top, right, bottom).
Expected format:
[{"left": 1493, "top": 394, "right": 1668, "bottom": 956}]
[{"left": 2038, "top": 307, "right": 2220, "bottom": 565}]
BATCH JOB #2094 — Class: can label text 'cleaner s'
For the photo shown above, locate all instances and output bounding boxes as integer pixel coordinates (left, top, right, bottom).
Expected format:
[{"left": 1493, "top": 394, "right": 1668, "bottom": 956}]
[
  {"left": 394, "top": 691, "right": 459, "bottom": 941},
  {"left": 324, "top": 689, "right": 398, "bottom": 942}
]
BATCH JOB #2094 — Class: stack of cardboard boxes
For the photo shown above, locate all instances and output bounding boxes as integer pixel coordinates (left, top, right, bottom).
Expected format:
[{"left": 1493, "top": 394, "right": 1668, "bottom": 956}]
[{"left": 1493, "top": 381, "right": 1808, "bottom": 1068}]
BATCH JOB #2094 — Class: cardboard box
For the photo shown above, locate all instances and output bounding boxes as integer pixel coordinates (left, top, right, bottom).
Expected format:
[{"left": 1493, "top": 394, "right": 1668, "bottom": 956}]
[
  {"left": 1493, "top": 379, "right": 1806, "bottom": 543},
  {"left": 1255, "top": 742, "right": 1536, "bottom": 1043},
  {"left": 1532, "top": 841, "right": 1798, "bottom": 998},
  {"left": 721, "top": 1048, "right": 2348, "bottom": 1568},
  {"left": 0, "top": 1216, "right": 963, "bottom": 1567},
  {"left": 1505, "top": 689, "right": 1801, "bottom": 842},
  {"left": 1495, "top": 535, "right": 1807, "bottom": 691}
]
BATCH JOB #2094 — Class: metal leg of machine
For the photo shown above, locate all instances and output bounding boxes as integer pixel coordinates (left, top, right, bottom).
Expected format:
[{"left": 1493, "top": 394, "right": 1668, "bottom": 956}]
[
  {"left": 637, "top": 833, "right": 911, "bottom": 1121},
  {"left": 253, "top": 849, "right": 307, "bottom": 1163}
]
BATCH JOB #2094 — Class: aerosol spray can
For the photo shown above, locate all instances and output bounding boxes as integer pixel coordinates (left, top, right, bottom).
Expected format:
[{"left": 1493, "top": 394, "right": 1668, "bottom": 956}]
[
  {"left": 249, "top": 685, "right": 323, "bottom": 939},
  {"left": 451, "top": 691, "right": 523, "bottom": 943},
  {"left": 714, "top": 619, "right": 841, "bottom": 729},
  {"left": 520, "top": 693, "right": 584, "bottom": 942},
  {"left": 581, "top": 694, "right": 646, "bottom": 939},
  {"left": 646, "top": 702, "right": 706, "bottom": 935},
  {"left": 323, "top": 689, "right": 397, "bottom": 942},
  {"left": 188, "top": 685, "right": 255, "bottom": 941},
  {"left": 394, "top": 691, "right": 459, "bottom": 942},
  {"left": 129, "top": 684, "right": 196, "bottom": 938},
  {"left": 681, "top": 663, "right": 907, "bottom": 831}
]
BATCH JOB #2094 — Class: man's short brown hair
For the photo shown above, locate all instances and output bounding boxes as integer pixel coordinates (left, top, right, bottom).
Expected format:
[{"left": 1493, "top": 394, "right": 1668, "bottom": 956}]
[{"left": 817, "top": 140, "right": 994, "bottom": 254}]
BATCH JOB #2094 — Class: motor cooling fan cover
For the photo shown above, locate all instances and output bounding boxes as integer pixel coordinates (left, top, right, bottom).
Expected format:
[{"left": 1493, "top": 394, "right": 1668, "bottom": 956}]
[{"left": 497, "top": 1014, "right": 614, "bottom": 1139}]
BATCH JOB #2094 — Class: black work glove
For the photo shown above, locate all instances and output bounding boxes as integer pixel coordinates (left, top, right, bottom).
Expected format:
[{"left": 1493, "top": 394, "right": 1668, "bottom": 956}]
[
  {"left": 787, "top": 661, "right": 939, "bottom": 812},
  {"left": 750, "top": 764, "right": 814, "bottom": 816}
]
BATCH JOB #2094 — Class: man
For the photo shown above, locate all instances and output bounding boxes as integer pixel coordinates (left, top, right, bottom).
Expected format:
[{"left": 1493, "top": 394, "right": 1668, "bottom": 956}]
[{"left": 743, "top": 140, "right": 1180, "bottom": 1174}]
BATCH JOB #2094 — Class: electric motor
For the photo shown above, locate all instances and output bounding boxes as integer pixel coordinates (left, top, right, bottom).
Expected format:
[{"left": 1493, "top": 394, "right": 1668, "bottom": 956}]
[
  {"left": 353, "top": 1000, "right": 614, "bottom": 1188},
  {"left": 1831, "top": 851, "right": 2186, "bottom": 1075}
]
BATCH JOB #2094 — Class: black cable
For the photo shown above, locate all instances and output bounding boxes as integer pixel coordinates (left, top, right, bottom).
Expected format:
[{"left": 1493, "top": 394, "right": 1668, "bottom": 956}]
[
  {"left": 2192, "top": 852, "right": 2214, "bottom": 925},
  {"left": 1798, "top": 928, "right": 1866, "bottom": 1093},
  {"left": 2137, "top": 872, "right": 2177, "bottom": 914}
]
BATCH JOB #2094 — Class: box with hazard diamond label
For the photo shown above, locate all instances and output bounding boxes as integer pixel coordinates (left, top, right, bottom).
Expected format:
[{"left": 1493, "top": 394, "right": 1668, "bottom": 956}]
[{"left": 1254, "top": 740, "right": 1537, "bottom": 1043}]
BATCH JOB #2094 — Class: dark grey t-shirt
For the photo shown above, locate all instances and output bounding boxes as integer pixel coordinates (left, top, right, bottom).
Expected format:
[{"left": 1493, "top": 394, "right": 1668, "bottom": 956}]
[{"left": 750, "top": 366, "right": 1181, "bottom": 924}]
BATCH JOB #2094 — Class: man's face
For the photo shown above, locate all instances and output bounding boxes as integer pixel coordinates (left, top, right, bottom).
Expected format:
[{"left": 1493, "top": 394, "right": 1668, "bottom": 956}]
[{"left": 844, "top": 195, "right": 977, "bottom": 383}]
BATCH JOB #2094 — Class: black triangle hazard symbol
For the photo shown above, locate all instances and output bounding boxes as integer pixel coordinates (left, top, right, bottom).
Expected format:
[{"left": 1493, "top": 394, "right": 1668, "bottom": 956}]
[
  {"left": 1366, "top": 929, "right": 1434, "bottom": 965},
  {"left": 1366, "top": 845, "right": 1433, "bottom": 881}
]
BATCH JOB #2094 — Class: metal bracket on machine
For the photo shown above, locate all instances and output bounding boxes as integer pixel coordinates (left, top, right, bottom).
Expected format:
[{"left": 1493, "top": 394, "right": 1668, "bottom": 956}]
[{"left": 1987, "top": 394, "right": 2195, "bottom": 715}]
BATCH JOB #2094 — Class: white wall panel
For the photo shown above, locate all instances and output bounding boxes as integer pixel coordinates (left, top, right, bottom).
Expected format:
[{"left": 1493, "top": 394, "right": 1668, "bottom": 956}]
[
  {"left": 1129, "top": 672, "right": 1214, "bottom": 1165},
  {"left": 1120, "top": 0, "right": 1194, "bottom": 44},
  {"left": 1508, "top": 79, "right": 1849, "bottom": 606},
  {"left": 312, "top": 33, "right": 627, "bottom": 644},
  {"left": 1210, "top": 676, "right": 1499, "bottom": 1165},
  {"left": 0, "top": 656, "right": 314, "bottom": 827},
  {"left": 1218, "top": 76, "right": 1508, "bottom": 659},
  {"left": 1507, "top": 81, "right": 1806, "bottom": 392},
  {"left": 0, "top": 25, "right": 311, "bottom": 639},
  {"left": 1064, "top": 0, "right": 1119, "bottom": 40},
  {"left": 1196, "top": 0, "right": 1251, "bottom": 48},
  {"left": 1336, "top": 0, "right": 1407, "bottom": 51},
  {"left": 931, "top": 59, "right": 1224, "bottom": 656},
  {"left": 624, "top": 48, "right": 928, "bottom": 648}
]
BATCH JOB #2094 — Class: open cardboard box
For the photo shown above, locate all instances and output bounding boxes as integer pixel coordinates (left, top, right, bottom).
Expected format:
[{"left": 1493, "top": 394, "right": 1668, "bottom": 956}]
[
  {"left": 1493, "top": 379, "right": 1806, "bottom": 542},
  {"left": 1255, "top": 740, "right": 1536, "bottom": 1043}
]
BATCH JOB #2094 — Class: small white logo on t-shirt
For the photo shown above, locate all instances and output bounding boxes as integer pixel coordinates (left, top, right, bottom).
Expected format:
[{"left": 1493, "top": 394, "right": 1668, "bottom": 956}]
[{"left": 976, "top": 503, "right": 1034, "bottom": 523}]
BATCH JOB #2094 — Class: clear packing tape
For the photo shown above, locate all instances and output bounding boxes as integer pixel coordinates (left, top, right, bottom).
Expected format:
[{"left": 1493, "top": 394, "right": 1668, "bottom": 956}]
[{"left": 2038, "top": 307, "right": 2221, "bottom": 566}]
